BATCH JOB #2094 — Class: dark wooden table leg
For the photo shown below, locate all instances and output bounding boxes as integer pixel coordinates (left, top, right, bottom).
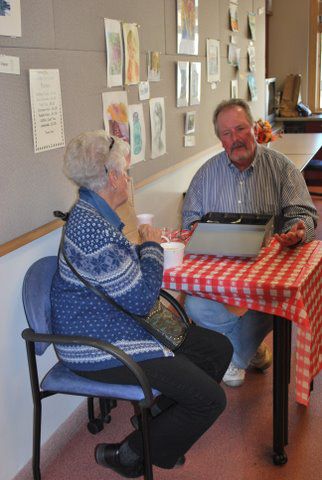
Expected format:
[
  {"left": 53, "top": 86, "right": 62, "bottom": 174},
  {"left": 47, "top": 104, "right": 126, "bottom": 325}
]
[{"left": 272, "top": 315, "right": 288, "bottom": 465}]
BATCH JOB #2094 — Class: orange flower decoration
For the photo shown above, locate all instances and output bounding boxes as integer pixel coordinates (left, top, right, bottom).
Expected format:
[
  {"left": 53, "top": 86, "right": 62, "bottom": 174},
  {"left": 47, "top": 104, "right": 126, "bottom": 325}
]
[{"left": 254, "top": 118, "right": 282, "bottom": 144}]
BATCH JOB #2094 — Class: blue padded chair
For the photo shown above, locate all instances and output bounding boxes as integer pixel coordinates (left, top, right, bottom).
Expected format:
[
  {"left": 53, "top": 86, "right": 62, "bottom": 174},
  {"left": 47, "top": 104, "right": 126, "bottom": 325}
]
[{"left": 21, "top": 256, "right": 189, "bottom": 480}]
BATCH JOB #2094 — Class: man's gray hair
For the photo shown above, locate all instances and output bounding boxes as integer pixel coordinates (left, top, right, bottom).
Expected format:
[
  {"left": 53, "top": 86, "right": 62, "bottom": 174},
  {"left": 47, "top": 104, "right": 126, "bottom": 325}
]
[
  {"left": 63, "top": 130, "right": 130, "bottom": 192},
  {"left": 213, "top": 99, "right": 254, "bottom": 138}
]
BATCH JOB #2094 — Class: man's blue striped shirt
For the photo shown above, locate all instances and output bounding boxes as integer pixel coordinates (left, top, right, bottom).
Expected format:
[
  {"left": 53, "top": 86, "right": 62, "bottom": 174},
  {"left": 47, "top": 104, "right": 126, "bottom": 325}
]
[{"left": 182, "top": 144, "right": 318, "bottom": 241}]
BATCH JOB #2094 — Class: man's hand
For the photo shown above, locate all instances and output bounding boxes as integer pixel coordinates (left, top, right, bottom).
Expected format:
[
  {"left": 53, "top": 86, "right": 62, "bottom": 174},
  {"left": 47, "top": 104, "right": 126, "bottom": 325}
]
[{"left": 274, "top": 220, "right": 306, "bottom": 247}]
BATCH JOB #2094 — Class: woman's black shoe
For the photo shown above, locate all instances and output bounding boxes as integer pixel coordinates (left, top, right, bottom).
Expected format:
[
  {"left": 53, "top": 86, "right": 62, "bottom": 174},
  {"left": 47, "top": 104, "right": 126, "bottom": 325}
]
[{"left": 95, "top": 443, "right": 143, "bottom": 478}]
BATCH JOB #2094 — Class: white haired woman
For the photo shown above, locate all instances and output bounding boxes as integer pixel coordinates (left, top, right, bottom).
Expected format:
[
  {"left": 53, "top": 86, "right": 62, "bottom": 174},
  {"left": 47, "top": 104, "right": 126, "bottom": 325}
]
[{"left": 51, "top": 130, "right": 232, "bottom": 478}]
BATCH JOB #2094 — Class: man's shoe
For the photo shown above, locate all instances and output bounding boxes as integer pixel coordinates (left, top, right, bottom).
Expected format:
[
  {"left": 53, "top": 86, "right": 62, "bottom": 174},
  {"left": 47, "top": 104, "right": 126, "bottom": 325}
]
[
  {"left": 249, "top": 343, "right": 272, "bottom": 371},
  {"left": 223, "top": 362, "right": 245, "bottom": 387},
  {"left": 95, "top": 443, "right": 143, "bottom": 478}
]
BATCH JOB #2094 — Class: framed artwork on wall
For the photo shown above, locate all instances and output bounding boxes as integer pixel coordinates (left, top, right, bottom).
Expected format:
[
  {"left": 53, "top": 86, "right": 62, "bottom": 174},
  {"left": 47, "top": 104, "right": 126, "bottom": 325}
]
[
  {"left": 190, "top": 62, "right": 201, "bottom": 105},
  {"left": 128, "top": 104, "right": 146, "bottom": 164},
  {"left": 185, "top": 111, "right": 196, "bottom": 134},
  {"left": 247, "top": 74, "right": 258, "bottom": 101},
  {"left": 102, "top": 91, "right": 129, "bottom": 142},
  {"left": 177, "top": 61, "right": 189, "bottom": 107},
  {"left": 147, "top": 51, "right": 161, "bottom": 82},
  {"left": 231, "top": 79, "right": 238, "bottom": 99},
  {"left": 150, "top": 97, "right": 166, "bottom": 159},
  {"left": 177, "top": 0, "right": 199, "bottom": 55},
  {"left": 104, "top": 18, "right": 123, "bottom": 87},
  {"left": 122, "top": 22, "right": 140, "bottom": 85},
  {"left": 0, "top": 0, "right": 21, "bottom": 37},
  {"left": 206, "top": 39, "right": 221, "bottom": 83}
]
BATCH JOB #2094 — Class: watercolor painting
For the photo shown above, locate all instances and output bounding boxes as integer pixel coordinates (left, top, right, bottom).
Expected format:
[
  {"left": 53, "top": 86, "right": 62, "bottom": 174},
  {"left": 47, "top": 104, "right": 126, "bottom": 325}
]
[
  {"left": 0, "top": 0, "right": 21, "bottom": 36},
  {"left": 231, "top": 79, "right": 238, "bottom": 99},
  {"left": 0, "top": 1, "right": 11, "bottom": 15},
  {"left": 177, "top": 61, "right": 189, "bottom": 107},
  {"left": 104, "top": 19, "right": 123, "bottom": 87},
  {"left": 177, "top": 0, "right": 199, "bottom": 55},
  {"left": 190, "top": 62, "right": 201, "bottom": 105},
  {"left": 206, "top": 39, "right": 221, "bottom": 83},
  {"left": 147, "top": 51, "right": 161, "bottom": 82},
  {"left": 248, "top": 74, "right": 258, "bottom": 102},
  {"left": 128, "top": 104, "right": 146, "bottom": 164},
  {"left": 150, "top": 97, "right": 166, "bottom": 159},
  {"left": 228, "top": 43, "right": 241, "bottom": 68},
  {"left": 102, "top": 91, "right": 129, "bottom": 143},
  {"left": 185, "top": 111, "right": 196, "bottom": 134},
  {"left": 248, "top": 44, "right": 256, "bottom": 72},
  {"left": 229, "top": 3, "right": 239, "bottom": 32},
  {"left": 123, "top": 22, "right": 140, "bottom": 85},
  {"left": 138, "top": 81, "right": 150, "bottom": 101},
  {"left": 248, "top": 12, "right": 256, "bottom": 41}
]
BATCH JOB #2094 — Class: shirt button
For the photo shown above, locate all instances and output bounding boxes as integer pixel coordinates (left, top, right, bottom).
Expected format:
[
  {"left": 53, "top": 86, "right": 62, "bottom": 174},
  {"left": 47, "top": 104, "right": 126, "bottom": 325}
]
[{"left": 238, "top": 200, "right": 241, "bottom": 203}]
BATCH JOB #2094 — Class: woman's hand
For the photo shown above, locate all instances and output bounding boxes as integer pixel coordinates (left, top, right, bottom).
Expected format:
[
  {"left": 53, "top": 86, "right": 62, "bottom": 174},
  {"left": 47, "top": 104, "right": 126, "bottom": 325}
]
[{"left": 138, "top": 224, "right": 162, "bottom": 244}]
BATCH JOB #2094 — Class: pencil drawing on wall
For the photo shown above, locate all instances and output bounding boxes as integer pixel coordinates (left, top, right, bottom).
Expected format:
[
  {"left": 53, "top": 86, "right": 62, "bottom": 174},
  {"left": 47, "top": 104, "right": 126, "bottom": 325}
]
[
  {"left": 190, "top": 62, "right": 201, "bottom": 105},
  {"left": 177, "top": 61, "right": 189, "bottom": 107},
  {"left": 150, "top": 97, "right": 166, "bottom": 159}
]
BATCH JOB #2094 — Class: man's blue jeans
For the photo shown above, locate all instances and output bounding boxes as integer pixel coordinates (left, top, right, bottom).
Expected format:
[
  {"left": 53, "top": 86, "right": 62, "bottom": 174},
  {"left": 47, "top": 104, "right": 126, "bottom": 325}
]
[{"left": 185, "top": 294, "right": 273, "bottom": 369}]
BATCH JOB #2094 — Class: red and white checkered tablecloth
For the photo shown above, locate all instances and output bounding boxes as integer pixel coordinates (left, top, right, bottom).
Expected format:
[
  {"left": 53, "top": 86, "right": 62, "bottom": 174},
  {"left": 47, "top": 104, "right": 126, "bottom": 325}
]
[{"left": 162, "top": 237, "right": 322, "bottom": 406}]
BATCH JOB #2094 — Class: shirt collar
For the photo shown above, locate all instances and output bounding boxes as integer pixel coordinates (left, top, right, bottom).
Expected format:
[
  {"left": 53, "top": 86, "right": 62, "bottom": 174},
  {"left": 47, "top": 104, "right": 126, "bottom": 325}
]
[
  {"left": 79, "top": 187, "right": 124, "bottom": 231},
  {"left": 224, "top": 145, "right": 260, "bottom": 173}
]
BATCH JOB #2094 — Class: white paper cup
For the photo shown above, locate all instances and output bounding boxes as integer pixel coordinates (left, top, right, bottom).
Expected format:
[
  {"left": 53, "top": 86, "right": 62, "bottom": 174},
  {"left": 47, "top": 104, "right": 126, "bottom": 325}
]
[
  {"left": 136, "top": 213, "right": 154, "bottom": 226},
  {"left": 161, "top": 241, "right": 185, "bottom": 270}
]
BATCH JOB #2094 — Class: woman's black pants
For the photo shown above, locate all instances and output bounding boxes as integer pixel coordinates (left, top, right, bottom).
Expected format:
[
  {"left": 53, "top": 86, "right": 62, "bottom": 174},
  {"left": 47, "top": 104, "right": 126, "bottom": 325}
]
[{"left": 78, "top": 325, "right": 233, "bottom": 469}]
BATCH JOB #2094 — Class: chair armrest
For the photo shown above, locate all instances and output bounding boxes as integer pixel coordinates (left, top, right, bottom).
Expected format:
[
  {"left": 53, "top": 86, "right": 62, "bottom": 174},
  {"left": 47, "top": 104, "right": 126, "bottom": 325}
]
[
  {"left": 21, "top": 328, "right": 155, "bottom": 407},
  {"left": 159, "top": 289, "right": 191, "bottom": 326}
]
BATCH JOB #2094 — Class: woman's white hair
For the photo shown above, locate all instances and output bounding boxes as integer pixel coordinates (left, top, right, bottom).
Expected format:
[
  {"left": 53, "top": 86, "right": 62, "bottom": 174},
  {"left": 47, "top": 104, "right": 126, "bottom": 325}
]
[{"left": 63, "top": 130, "right": 130, "bottom": 192}]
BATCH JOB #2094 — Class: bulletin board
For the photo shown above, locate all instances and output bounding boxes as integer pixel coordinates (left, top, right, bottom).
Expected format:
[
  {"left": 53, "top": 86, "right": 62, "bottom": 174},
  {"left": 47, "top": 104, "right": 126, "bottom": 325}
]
[{"left": 0, "top": 0, "right": 266, "bottom": 246}]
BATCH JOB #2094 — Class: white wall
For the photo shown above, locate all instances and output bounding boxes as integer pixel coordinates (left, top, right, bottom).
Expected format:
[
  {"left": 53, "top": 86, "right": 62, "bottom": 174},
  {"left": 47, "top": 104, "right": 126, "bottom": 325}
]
[
  {"left": 135, "top": 145, "right": 223, "bottom": 229},
  {"left": 0, "top": 228, "right": 83, "bottom": 480},
  {"left": 0, "top": 144, "right": 224, "bottom": 480}
]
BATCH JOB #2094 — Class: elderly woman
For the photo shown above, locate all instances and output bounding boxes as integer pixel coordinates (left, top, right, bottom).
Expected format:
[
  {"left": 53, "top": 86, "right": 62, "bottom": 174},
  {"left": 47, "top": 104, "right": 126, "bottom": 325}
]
[{"left": 51, "top": 130, "right": 232, "bottom": 478}]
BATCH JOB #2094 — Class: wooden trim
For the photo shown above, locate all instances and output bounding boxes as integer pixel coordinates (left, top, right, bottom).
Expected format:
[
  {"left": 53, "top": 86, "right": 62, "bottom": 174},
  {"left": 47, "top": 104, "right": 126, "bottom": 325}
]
[
  {"left": 308, "top": 0, "right": 320, "bottom": 111},
  {"left": 0, "top": 219, "right": 63, "bottom": 257},
  {"left": 0, "top": 145, "right": 219, "bottom": 257}
]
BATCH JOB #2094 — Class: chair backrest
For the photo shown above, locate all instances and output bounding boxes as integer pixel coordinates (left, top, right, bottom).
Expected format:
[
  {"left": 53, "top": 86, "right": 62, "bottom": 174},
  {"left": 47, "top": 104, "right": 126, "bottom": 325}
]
[{"left": 22, "top": 256, "right": 58, "bottom": 355}]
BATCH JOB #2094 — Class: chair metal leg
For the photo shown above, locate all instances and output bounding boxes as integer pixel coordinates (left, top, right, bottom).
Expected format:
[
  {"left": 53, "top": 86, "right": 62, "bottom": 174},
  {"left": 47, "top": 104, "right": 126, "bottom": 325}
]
[
  {"left": 140, "top": 407, "right": 154, "bottom": 480},
  {"left": 87, "top": 397, "right": 95, "bottom": 421},
  {"left": 272, "top": 316, "right": 288, "bottom": 466},
  {"left": 32, "top": 398, "right": 42, "bottom": 480}
]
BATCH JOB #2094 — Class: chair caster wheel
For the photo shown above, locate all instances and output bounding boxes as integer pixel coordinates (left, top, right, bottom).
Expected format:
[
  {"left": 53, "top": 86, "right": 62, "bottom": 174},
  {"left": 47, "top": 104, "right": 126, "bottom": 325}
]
[
  {"left": 87, "top": 418, "right": 104, "bottom": 434},
  {"left": 273, "top": 452, "right": 288, "bottom": 465}
]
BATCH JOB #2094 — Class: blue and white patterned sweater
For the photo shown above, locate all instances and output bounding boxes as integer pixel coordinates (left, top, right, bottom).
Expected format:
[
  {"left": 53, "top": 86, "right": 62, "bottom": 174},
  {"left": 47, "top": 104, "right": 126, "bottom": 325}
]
[{"left": 51, "top": 189, "right": 172, "bottom": 371}]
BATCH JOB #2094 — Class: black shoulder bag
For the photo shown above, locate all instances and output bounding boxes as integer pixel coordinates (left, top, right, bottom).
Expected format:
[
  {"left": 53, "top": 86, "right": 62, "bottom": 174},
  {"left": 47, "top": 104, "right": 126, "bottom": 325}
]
[{"left": 58, "top": 223, "right": 189, "bottom": 351}]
